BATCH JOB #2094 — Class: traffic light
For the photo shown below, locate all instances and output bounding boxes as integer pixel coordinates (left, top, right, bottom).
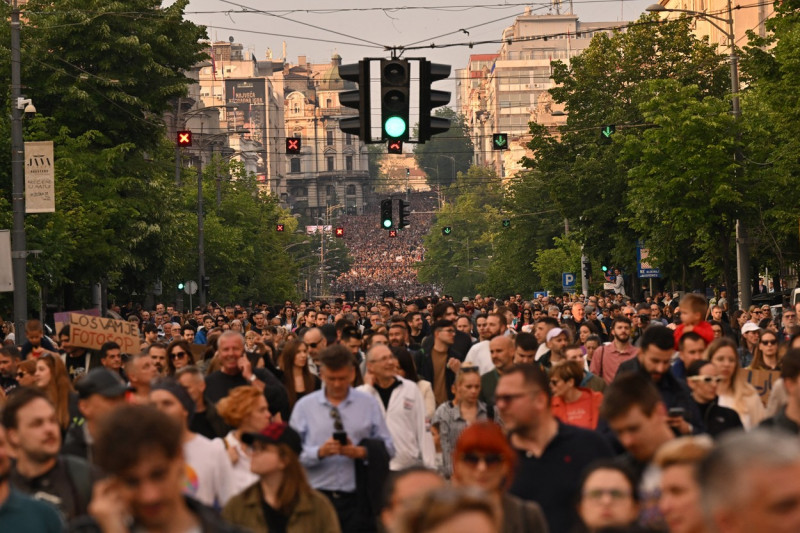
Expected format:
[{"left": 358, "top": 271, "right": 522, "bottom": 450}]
[
  {"left": 418, "top": 60, "right": 451, "bottom": 143},
  {"left": 177, "top": 282, "right": 185, "bottom": 290},
  {"left": 398, "top": 199, "right": 411, "bottom": 229},
  {"left": 177, "top": 130, "right": 192, "bottom": 147},
  {"left": 201, "top": 276, "right": 210, "bottom": 293},
  {"left": 380, "top": 59, "right": 410, "bottom": 141},
  {"left": 380, "top": 199, "right": 393, "bottom": 229},
  {"left": 502, "top": 219, "right": 511, "bottom": 228},
  {"left": 442, "top": 226, "right": 452, "bottom": 236},
  {"left": 285, "top": 137, "right": 301, "bottom": 154},
  {"left": 335, "top": 227, "right": 344, "bottom": 238},
  {"left": 389, "top": 229, "right": 398, "bottom": 238},
  {"left": 600, "top": 125, "right": 616, "bottom": 144},
  {"left": 388, "top": 140, "right": 403, "bottom": 154},
  {"left": 339, "top": 60, "right": 371, "bottom": 140},
  {"left": 493, "top": 133, "right": 509, "bottom": 150},
  {"left": 276, "top": 224, "right": 285, "bottom": 232},
  {"left": 583, "top": 260, "right": 592, "bottom": 278}
]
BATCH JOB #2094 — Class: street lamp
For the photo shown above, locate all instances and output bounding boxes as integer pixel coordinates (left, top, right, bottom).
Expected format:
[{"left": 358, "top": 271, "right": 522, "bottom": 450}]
[{"left": 646, "top": 2, "right": 750, "bottom": 309}]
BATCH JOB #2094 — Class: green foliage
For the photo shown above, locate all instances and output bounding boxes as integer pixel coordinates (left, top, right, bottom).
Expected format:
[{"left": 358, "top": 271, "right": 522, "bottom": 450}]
[
  {"left": 413, "top": 108, "right": 474, "bottom": 188},
  {"left": 531, "top": 235, "right": 582, "bottom": 294}
]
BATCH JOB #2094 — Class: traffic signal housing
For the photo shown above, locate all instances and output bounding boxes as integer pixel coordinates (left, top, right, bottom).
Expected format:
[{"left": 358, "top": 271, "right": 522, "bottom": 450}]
[
  {"left": 177, "top": 130, "right": 192, "bottom": 147},
  {"left": 600, "top": 125, "right": 616, "bottom": 144},
  {"left": 398, "top": 199, "right": 411, "bottom": 229},
  {"left": 388, "top": 140, "right": 403, "bottom": 154},
  {"left": 177, "top": 282, "right": 185, "bottom": 290},
  {"left": 380, "top": 199, "right": 393, "bottom": 229},
  {"left": 389, "top": 229, "right": 398, "bottom": 238},
  {"left": 335, "top": 227, "right": 344, "bottom": 238},
  {"left": 502, "top": 219, "right": 511, "bottom": 228},
  {"left": 380, "top": 59, "right": 410, "bottom": 141},
  {"left": 276, "top": 224, "right": 285, "bottom": 232},
  {"left": 583, "top": 259, "right": 592, "bottom": 278},
  {"left": 493, "top": 133, "right": 509, "bottom": 150},
  {"left": 339, "top": 60, "right": 371, "bottom": 140},
  {"left": 442, "top": 226, "right": 452, "bottom": 236},
  {"left": 418, "top": 60, "right": 451, "bottom": 143},
  {"left": 285, "top": 137, "right": 301, "bottom": 154},
  {"left": 201, "top": 276, "right": 210, "bottom": 293}
]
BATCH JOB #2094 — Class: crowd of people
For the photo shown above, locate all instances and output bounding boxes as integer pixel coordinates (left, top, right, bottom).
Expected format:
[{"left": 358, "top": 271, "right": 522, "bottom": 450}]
[
  {"left": 331, "top": 192, "right": 440, "bottom": 299},
  {"left": 0, "top": 289, "right": 800, "bottom": 532}
]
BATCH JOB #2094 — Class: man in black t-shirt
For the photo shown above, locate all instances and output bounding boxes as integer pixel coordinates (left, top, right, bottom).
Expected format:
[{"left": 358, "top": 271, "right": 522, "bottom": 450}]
[{"left": 205, "top": 331, "right": 290, "bottom": 421}]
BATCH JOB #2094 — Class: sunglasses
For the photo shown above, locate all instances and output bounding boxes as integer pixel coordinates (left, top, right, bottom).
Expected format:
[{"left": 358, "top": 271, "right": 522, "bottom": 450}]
[
  {"left": 623, "top": 313, "right": 635, "bottom": 317},
  {"left": 459, "top": 366, "right": 480, "bottom": 374},
  {"left": 460, "top": 452, "right": 504, "bottom": 467},
  {"left": 330, "top": 407, "right": 344, "bottom": 432},
  {"left": 16, "top": 372, "right": 26, "bottom": 378},
  {"left": 307, "top": 341, "right": 321, "bottom": 349},
  {"left": 171, "top": 351, "right": 188, "bottom": 359},
  {"left": 688, "top": 376, "right": 723, "bottom": 384},
  {"left": 583, "top": 488, "right": 632, "bottom": 501},
  {"left": 760, "top": 340, "right": 777, "bottom": 346}
]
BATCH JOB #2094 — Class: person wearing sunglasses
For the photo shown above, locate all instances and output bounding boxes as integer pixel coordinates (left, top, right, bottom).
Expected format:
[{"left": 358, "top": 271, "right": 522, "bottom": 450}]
[
  {"left": 761, "top": 348, "right": 800, "bottom": 434},
  {"left": 451, "top": 421, "right": 547, "bottom": 533},
  {"left": 748, "top": 330, "right": 782, "bottom": 371},
  {"left": 166, "top": 339, "right": 195, "bottom": 376},
  {"left": 686, "top": 360, "right": 742, "bottom": 438},
  {"left": 14, "top": 359, "right": 37, "bottom": 388}
]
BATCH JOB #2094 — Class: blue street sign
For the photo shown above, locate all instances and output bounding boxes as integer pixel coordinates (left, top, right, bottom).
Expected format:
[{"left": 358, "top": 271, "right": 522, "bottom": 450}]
[{"left": 562, "top": 273, "right": 576, "bottom": 287}]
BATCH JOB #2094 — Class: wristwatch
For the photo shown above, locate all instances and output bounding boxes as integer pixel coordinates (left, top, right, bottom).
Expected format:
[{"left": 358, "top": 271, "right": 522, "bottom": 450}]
[{"left": 249, "top": 374, "right": 257, "bottom": 382}]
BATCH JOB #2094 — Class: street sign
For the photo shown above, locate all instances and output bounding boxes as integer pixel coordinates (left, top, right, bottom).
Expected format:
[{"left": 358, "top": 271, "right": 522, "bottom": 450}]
[
  {"left": 562, "top": 272, "right": 576, "bottom": 293},
  {"left": 184, "top": 280, "right": 198, "bottom": 295},
  {"left": 637, "top": 244, "right": 661, "bottom": 279},
  {"left": 533, "top": 291, "right": 548, "bottom": 299}
]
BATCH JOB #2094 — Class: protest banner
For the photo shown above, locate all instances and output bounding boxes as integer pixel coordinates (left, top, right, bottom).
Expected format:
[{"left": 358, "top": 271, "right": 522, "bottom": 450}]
[
  {"left": 54, "top": 308, "right": 101, "bottom": 337},
  {"left": 68, "top": 313, "right": 140, "bottom": 353},
  {"left": 739, "top": 368, "right": 780, "bottom": 406}
]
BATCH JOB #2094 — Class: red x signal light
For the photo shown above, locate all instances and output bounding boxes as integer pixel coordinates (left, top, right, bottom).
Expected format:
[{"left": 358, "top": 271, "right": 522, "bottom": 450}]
[
  {"left": 335, "top": 227, "right": 344, "bottom": 238},
  {"left": 387, "top": 140, "right": 403, "bottom": 154},
  {"left": 389, "top": 229, "right": 397, "bottom": 238},
  {"left": 286, "top": 138, "right": 302, "bottom": 154},
  {"left": 177, "top": 130, "right": 192, "bottom": 147},
  {"left": 276, "top": 224, "right": 285, "bottom": 232}
]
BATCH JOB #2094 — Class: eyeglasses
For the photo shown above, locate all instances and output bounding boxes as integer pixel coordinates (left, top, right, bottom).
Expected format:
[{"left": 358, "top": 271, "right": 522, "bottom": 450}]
[
  {"left": 760, "top": 339, "right": 778, "bottom": 346},
  {"left": 460, "top": 452, "right": 504, "bottom": 467},
  {"left": 623, "top": 313, "right": 635, "bottom": 317},
  {"left": 307, "top": 340, "right": 322, "bottom": 348},
  {"left": 330, "top": 406, "right": 344, "bottom": 432},
  {"left": 171, "top": 351, "right": 188, "bottom": 359},
  {"left": 583, "top": 488, "right": 632, "bottom": 501},
  {"left": 688, "top": 376, "right": 723, "bottom": 384}
]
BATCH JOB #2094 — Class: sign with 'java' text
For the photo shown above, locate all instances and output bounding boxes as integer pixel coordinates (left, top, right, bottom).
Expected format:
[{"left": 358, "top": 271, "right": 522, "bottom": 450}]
[
  {"left": 68, "top": 313, "right": 140, "bottom": 353},
  {"left": 24, "top": 141, "right": 55, "bottom": 213}
]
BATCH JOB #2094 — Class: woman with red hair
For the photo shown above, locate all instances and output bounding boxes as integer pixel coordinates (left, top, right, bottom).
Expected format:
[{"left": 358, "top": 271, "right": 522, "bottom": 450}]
[{"left": 451, "top": 421, "right": 548, "bottom": 533}]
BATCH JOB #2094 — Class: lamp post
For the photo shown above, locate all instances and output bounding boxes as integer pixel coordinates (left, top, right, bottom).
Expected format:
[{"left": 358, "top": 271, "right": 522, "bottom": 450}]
[{"left": 646, "top": 2, "right": 749, "bottom": 309}]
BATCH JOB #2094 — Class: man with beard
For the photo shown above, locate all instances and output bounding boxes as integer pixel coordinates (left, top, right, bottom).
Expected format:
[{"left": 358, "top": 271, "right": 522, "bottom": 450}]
[
  {"left": 146, "top": 342, "right": 169, "bottom": 376},
  {"left": 589, "top": 317, "right": 639, "bottom": 384},
  {"left": 0, "top": 423, "right": 62, "bottom": 531},
  {"left": 3, "top": 388, "right": 98, "bottom": 521},
  {"left": 0, "top": 345, "right": 21, "bottom": 394}
]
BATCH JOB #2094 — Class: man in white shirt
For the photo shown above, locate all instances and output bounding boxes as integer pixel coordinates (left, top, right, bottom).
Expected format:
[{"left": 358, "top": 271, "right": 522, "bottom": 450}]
[
  {"left": 463, "top": 312, "right": 505, "bottom": 375},
  {"left": 359, "top": 345, "right": 434, "bottom": 471},
  {"left": 150, "top": 379, "right": 233, "bottom": 508}
]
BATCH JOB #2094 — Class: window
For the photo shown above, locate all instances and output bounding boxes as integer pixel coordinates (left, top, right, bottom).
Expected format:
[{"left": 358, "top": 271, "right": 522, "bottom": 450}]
[
  {"left": 327, "top": 156, "right": 334, "bottom": 171},
  {"left": 345, "top": 134, "right": 352, "bottom": 146},
  {"left": 290, "top": 158, "right": 301, "bottom": 173},
  {"left": 327, "top": 130, "right": 334, "bottom": 146},
  {"left": 326, "top": 98, "right": 332, "bottom": 108},
  {"left": 346, "top": 184, "right": 356, "bottom": 195},
  {"left": 345, "top": 156, "right": 353, "bottom": 171},
  {"left": 290, "top": 186, "right": 307, "bottom": 197}
]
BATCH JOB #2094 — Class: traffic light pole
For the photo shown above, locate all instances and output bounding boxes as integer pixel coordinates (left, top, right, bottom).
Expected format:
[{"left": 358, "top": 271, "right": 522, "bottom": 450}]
[
  {"left": 581, "top": 251, "right": 589, "bottom": 297},
  {"left": 197, "top": 158, "right": 206, "bottom": 307}
]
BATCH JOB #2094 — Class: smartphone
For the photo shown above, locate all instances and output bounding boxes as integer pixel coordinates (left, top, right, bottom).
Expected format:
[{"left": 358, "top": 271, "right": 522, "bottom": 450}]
[
  {"left": 668, "top": 407, "right": 685, "bottom": 418},
  {"left": 333, "top": 431, "right": 348, "bottom": 446}
]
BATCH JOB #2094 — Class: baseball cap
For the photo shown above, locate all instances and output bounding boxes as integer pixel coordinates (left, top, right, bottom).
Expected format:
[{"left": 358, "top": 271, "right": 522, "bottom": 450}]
[
  {"left": 741, "top": 322, "right": 760, "bottom": 334},
  {"left": 546, "top": 327, "right": 567, "bottom": 342},
  {"left": 242, "top": 422, "right": 302, "bottom": 455},
  {"left": 76, "top": 368, "right": 128, "bottom": 400},
  {"left": 461, "top": 297, "right": 470, "bottom": 302}
]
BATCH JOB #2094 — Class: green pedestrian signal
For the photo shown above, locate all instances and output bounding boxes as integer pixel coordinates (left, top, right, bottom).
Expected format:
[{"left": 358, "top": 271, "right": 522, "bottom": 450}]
[
  {"left": 493, "top": 133, "right": 509, "bottom": 150},
  {"left": 601, "top": 265, "right": 609, "bottom": 272},
  {"left": 600, "top": 125, "right": 616, "bottom": 144},
  {"left": 177, "top": 282, "right": 185, "bottom": 290},
  {"left": 442, "top": 226, "right": 452, "bottom": 236},
  {"left": 502, "top": 219, "right": 511, "bottom": 228},
  {"left": 380, "top": 199, "right": 393, "bottom": 229}
]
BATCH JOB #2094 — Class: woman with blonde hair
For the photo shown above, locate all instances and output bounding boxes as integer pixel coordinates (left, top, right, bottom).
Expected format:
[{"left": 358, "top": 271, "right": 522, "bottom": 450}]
[
  {"left": 217, "top": 385, "right": 274, "bottom": 495},
  {"left": 708, "top": 337, "right": 765, "bottom": 430},
  {"left": 34, "top": 353, "right": 78, "bottom": 432}
]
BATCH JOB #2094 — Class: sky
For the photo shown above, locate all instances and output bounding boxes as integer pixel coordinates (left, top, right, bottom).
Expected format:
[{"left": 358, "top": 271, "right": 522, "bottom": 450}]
[{"left": 177, "top": 0, "right": 656, "bottom": 83}]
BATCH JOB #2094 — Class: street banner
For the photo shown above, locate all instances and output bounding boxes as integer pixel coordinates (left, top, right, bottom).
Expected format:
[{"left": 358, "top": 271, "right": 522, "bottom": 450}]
[
  {"left": 54, "top": 308, "right": 101, "bottom": 338},
  {"left": 68, "top": 313, "right": 140, "bottom": 353},
  {"left": 24, "top": 141, "right": 55, "bottom": 213},
  {"left": 0, "top": 231, "right": 12, "bottom": 292}
]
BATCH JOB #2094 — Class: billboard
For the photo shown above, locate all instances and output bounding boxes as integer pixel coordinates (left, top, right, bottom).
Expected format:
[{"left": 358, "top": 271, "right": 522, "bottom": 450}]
[{"left": 225, "top": 78, "right": 268, "bottom": 174}]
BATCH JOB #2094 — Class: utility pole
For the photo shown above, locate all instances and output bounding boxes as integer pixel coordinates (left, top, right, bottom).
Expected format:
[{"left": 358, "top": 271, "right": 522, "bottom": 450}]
[{"left": 10, "top": 0, "right": 28, "bottom": 345}]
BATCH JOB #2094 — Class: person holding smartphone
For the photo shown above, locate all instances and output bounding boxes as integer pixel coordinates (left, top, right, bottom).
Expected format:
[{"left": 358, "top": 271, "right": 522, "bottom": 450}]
[{"left": 289, "top": 345, "right": 394, "bottom": 533}]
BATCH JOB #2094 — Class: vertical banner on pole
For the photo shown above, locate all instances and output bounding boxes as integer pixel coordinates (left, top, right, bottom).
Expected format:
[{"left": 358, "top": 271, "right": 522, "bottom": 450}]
[
  {"left": 24, "top": 141, "right": 55, "bottom": 213},
  {"left": 0, "top": 230, "right": 12, "bottom": 292}
]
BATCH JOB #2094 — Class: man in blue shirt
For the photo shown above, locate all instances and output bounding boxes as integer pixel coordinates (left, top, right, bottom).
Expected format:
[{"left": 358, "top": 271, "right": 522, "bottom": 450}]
[{"left": 290, "top": 344, "right": 394, "bottom": 532}]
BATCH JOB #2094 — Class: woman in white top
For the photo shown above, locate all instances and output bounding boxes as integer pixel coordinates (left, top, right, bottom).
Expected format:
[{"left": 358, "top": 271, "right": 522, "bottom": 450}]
[
  {"left": 216, "top": 385, "right": 273, "bottom": 496},
  {"left": 708, "top": 337, "right": 765, "bottom": 430}
]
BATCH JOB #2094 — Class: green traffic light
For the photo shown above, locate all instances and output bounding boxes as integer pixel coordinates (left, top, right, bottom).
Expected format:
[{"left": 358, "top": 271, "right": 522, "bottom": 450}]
[
  {"left": 178, "top": 283, "right": 184, "bottom": 290},
  {"left": 601, "top": 266, "right": 609, "bottom": 272},
  {"left": 383, "top": 219, "right": 393, "bottom": 229},
  {"left": 384, "top": 116, "right": 407, "bottom": 138}
]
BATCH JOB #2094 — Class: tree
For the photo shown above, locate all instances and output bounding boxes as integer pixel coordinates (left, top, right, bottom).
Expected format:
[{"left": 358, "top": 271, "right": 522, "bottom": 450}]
[
  {"left": 532, "top": 235, "right": 582, "bottom": 295},
  {"left": 413, "top": 108, "right": 474, "bottom": 188}
]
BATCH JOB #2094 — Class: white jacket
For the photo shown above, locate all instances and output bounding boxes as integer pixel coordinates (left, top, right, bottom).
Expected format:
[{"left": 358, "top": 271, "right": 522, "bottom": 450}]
[{"left": 358, "top": 376, "right": 435, "bottom": 471}]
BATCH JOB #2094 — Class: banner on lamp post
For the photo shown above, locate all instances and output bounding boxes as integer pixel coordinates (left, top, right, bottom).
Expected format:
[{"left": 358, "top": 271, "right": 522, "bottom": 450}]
[{"left": 24, "top": 141, "right": 55, "bottom": 213}]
